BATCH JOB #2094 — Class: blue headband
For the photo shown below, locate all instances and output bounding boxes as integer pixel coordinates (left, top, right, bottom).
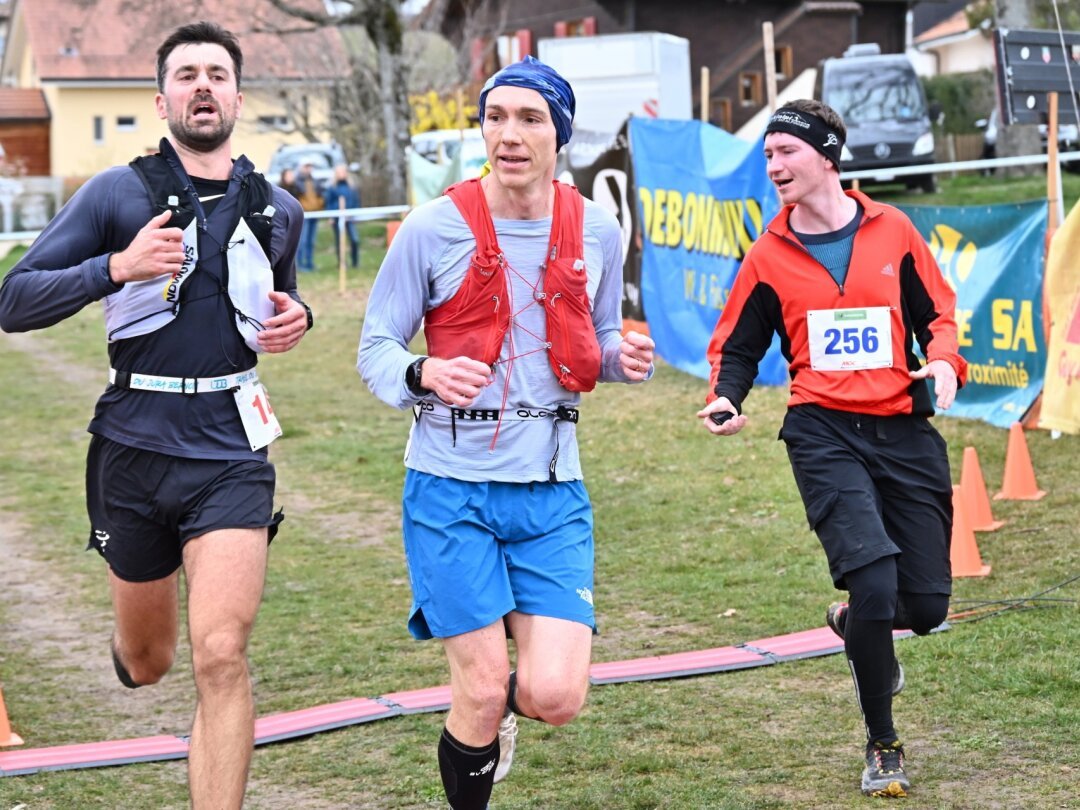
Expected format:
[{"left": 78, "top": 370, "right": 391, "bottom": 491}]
[{"left": 478, "top": 55, "right": 575, "bottom": 151}]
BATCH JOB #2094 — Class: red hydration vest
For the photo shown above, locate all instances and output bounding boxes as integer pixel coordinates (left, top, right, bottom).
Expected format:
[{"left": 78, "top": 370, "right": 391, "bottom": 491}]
[{"left": 425, "top": 177, "right": 602, "bottom": 392}]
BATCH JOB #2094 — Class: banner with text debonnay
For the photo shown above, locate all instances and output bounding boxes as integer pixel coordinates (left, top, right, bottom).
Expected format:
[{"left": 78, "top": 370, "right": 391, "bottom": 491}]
[
  {"left": 897, "top": 201, "right": 1047, "bottom": 429},
  {"left": 629, "top": 119, "right": 785, "bottom": 383}
]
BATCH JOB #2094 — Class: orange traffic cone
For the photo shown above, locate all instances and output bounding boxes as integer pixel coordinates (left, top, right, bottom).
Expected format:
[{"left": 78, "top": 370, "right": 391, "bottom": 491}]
[
  {"left": 960, "top": 447, "right": 1004, "bottom": 531},
  {"left": 993, "top": 422, "right": 1046, "bottom": 501},
  {"left": 951, "top": 485, "right": 991, "bottom": 577},
  {"left": 0, "top": 683, "right": 24, "bottom": 747}
]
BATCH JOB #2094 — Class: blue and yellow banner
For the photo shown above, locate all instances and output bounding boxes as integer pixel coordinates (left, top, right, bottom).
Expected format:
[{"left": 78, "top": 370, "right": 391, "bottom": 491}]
[
  {"left": 898, "top": 201, "right": 1047, "bottom": 428},
  {"left": 629, "top": 119, "right": 785, "bottom": 383}
]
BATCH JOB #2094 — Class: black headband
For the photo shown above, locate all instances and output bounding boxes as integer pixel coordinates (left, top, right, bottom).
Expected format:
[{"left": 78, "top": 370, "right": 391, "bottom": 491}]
[{"left": 764, "top": 107, "right": 843, "bottom": 167}]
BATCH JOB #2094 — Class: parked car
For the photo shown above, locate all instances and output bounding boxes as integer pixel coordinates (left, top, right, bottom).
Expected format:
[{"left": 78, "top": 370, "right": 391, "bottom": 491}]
[
  {"left": 265, "top": 142, "right": 355, "bottom": 187},
  {"left": 817, "top": 43, "right": 938, "bottom": 193},
  {"left": 1039, "top": 122, "right": 1080, "bottom": 172},
  {"left": 409, "top": 128, "right": 488, "bottom": 177},
  {"left": 977, "top": 109, "right": 1079, "bottom": 172}
]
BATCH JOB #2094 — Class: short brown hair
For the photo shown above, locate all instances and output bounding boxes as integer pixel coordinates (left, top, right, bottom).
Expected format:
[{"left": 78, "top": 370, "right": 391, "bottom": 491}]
[{"left": 156, "top": 21, "right": 243, "bottom": 92}]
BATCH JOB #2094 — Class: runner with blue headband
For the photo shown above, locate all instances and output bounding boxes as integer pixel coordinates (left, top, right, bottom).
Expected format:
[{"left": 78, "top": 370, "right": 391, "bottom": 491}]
[{"left": 359, "top": 55, "right": 655, "bottom": 809}]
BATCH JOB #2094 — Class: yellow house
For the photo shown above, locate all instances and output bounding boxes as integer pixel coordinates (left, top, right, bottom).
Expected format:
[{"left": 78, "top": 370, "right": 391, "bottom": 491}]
[{"left": 0, "top": 0, "right": 349, "bottom": 180}]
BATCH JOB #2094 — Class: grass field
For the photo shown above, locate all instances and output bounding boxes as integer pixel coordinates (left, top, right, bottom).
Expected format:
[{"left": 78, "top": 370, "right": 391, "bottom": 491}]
[{"left": 0, "top": 174, "right": 1078, "bottom": 809}]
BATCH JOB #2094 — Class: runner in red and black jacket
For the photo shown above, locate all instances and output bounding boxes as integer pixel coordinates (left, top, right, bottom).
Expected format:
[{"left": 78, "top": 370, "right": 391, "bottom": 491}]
[{"left": 699, "top": 99, "right": 967, "bottom": 800}]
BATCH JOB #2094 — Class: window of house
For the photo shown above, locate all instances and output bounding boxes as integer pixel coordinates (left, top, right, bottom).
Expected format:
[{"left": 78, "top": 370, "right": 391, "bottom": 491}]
[
  {"left": 554, "top": 17, "right": 597, "bottom": 37},
  {"left": 739, "top": 72, "right": 762, "bottom": 107},
  {"left": 775, "top": 45, "right": 794, "bottom": 81},
  {"left": 116, "top": 116, "right": 137, "bottom": 132},
  {"left": 93, "top": 115, "right": 104, "bottom": 144},
  {"left": 717, "top": 98, "right": 733, "bottom": 132},
  {"left": 257, "top": 114, "right": 293, "bottom": 132}
]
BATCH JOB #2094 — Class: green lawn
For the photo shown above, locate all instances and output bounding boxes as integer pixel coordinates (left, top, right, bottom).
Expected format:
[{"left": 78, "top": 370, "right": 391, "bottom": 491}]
[{"left": 0, "top": 180, "right": 1077, "bottom": 809}]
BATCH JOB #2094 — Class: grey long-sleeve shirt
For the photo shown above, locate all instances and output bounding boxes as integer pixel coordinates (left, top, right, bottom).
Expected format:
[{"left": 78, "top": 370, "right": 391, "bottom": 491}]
[{"left": 357, "top": 193, "right": 628, "bottom": 483}]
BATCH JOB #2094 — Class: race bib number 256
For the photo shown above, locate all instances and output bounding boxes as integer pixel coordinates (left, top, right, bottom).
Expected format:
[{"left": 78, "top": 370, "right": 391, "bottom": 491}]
[{"left": 807, "top": 307, "right": 893, "bottom": 371}]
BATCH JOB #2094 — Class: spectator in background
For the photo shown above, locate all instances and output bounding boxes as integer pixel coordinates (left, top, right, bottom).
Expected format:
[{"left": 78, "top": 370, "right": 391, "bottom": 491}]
[
  {"left": 323, "top": 163, "right": 360, "bottom": 269},
  {"left": 279, "top": 166, "right": 298, "bottom": 196},
  {"left": 294, "top": 161, "right": 324, "bottom": 272}
]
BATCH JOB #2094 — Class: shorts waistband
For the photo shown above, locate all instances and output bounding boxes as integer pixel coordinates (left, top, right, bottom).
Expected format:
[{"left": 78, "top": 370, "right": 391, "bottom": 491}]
[{"left": 109, "top": 367, "right": 258, "bottom": 395}]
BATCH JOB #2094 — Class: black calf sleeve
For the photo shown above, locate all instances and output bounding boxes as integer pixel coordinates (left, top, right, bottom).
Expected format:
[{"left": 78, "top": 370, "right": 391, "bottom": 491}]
[
  {"left": 438, "top": 727, "right": 498, "bottom": 810},
  {"left": 844, "top": 615, "right": 897, "bottom": 744}
]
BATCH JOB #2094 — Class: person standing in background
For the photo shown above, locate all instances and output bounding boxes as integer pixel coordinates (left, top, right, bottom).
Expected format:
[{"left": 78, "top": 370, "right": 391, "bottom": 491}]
[
  {"left": 323, "top": 163, "right": 361, "bottom": 269},
  {"left": 294, "top": 161, "right": 323, "bottom": 271}
]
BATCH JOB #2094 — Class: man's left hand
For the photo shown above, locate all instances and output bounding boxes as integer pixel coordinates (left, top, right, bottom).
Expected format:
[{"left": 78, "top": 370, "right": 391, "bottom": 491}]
[
  {"left": 257, "top": 291, "right": 308, "bottom": 353},
  {"left": 620, "top": 330, "right": 655, "bottom": 381},
  {"left": 908, "top": 359, "right": 957, "bottom": 410}
]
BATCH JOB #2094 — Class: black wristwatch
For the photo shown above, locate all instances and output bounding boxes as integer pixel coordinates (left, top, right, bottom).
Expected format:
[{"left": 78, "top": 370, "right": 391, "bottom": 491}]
[
  {"left": 301, "top": 302, "right": 314, "bottom": 331},
  {"left": 405, "top": 356, "right": 430, "bottom": 396}
]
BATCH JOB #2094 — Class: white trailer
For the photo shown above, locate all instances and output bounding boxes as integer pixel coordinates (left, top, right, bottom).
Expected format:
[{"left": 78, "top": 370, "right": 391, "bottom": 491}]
[{"left": 538, "top": 32, "right": 692, "bottom": 135}]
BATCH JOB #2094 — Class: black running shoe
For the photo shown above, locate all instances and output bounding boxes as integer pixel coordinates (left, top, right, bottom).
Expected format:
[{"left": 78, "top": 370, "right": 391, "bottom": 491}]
[
  {"left": 826, "top": 602, "right": 905, "bottom": 696},
  {"left": 861, "top": 739, "right": 910, "bottom": 798}
]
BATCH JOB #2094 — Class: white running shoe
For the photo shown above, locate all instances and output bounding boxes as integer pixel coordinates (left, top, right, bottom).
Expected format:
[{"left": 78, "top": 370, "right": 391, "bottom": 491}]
[{"left": 493, "top": 710, "right": 518, "bottom": 783}]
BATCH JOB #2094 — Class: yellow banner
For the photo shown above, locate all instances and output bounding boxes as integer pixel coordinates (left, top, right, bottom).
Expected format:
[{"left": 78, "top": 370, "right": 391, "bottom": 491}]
[{"left": 1039, "top": 199, "right": 1080, "bottom": 433}]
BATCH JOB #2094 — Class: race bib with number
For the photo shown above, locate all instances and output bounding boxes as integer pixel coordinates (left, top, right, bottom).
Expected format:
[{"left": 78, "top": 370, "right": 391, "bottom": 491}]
[
  {"left": 233, "top": 380, "right": 282, "bottom": 450},
  {"left": 807, "top": 307, "right": 893, "bottom": 371}
]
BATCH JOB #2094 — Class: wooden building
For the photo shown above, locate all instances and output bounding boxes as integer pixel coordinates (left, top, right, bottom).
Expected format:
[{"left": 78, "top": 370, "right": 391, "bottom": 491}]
[{"left": 436, "top": 0, "right": 927, "bottom": 133}]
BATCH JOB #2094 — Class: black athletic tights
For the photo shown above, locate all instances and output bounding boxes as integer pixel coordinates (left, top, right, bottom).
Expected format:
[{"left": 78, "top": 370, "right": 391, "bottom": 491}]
[{"left": 844, "top": 555, "right": 949, "bottom": 743}]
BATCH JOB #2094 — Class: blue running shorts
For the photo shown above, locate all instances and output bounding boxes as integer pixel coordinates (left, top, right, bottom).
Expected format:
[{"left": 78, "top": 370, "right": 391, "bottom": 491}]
[{"left": 401, "top": 470, "right": 595, "bottom": 640}]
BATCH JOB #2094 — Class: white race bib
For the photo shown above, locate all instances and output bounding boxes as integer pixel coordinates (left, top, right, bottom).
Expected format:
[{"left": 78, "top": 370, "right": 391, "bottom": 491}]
[
  {"left": 807, "top": 307, "right": 893, "bottom": 371},
  {"left": 233, "top": 380, "right": 282, "bottom": 450}
]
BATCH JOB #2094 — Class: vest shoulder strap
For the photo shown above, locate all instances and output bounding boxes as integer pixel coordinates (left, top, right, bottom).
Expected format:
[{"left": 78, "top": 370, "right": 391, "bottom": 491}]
[
  {"left": 128, "top": 152, "right": 276, "bottom": 260},
  {"left": 445, "top": 178, "right": 498, "bottom": 257},
  {"left": 551, "top": 181, "right": 584, "bottom": 260},
  {"left": 128, "top": 153, "right": 197, "bottom": 232}
]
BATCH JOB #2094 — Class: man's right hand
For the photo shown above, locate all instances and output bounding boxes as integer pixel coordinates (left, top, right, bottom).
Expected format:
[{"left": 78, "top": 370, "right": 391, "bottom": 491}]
[
  {"left": 108, "top": 210, "right": 186, "bottom": 285},
  {"left": 423, "top": 356, "right": 493, "bottom": 408},
  {"left": 698, "top": 396, "right": 747, "bottom": 436}
]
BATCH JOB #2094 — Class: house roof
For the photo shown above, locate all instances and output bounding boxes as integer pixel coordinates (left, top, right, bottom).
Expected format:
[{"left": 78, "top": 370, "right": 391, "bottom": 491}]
[
  {"left": 22, "top": 0, "right": 349, "bottom": 83},
  {"left": 914, "top": 9, "right": 971, "bottom": 46},
  {"left": 0, "top": 87, "right": 49, "bottom": 119}
]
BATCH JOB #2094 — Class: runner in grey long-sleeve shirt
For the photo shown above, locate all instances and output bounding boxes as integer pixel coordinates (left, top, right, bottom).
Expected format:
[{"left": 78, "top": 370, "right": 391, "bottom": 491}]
[{"left": 356, "top": 56, "right": 655, "bottom": 810}]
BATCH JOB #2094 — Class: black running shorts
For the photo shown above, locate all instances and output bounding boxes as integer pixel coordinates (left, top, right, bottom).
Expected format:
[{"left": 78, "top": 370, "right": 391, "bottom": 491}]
[
  {"left": 85, "top": 435, "right": 280, "bottom": 582},
  {"left": 780, "top": 404, "right": 952, "bottom": 594}
]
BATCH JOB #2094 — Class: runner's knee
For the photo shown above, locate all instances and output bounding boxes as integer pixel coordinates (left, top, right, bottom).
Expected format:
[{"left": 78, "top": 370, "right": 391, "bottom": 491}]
[
  {"left": 897, "top": 592, "right": 949, "bottom": 635},
  {"left": 845, "top": 555, "right": 899, "bottom": 621},
  {"left": 118, "top": 641, "right": 175, "bottom": 685},
  {"left": 190, "top": 627, "right": 250, "bottom": 688},
  {"left": 523, "top": 677, "right": 588, "bottom": 727}
]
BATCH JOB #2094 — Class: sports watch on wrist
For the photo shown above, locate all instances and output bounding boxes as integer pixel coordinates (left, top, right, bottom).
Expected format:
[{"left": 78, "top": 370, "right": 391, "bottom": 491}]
[
  {"left": 405, "top": 356, "right": 430, "bottom": 396},
  {"left": 301, "top": 302, "right": 314, "bottom": 331}
]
